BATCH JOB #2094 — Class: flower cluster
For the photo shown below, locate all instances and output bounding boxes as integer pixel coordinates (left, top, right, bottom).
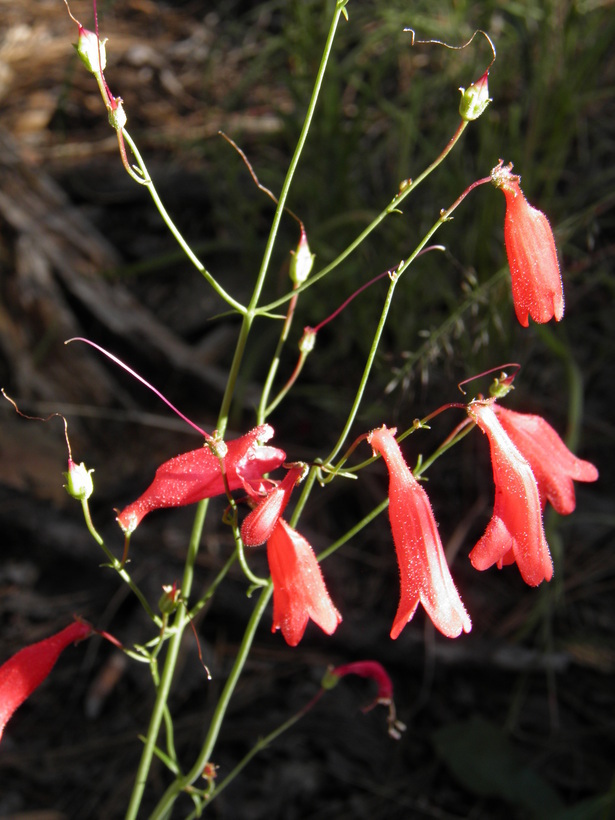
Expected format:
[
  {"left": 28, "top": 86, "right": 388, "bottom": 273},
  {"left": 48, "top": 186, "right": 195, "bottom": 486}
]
[{"left": 113, "top": 397, "right": 596, "bottom": 646}]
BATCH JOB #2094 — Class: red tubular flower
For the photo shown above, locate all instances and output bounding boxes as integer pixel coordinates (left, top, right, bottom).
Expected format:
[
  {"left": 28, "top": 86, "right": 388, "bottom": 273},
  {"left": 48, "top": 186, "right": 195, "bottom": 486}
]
[
  {"left": 327, "top": 660, "right": 405, "bottom": 738},
  {"left": 468, "top": 402, "right": 553, "bottom": 586},
  {"left": 494, "top": 406, "right": 598, "bottom": 514},
  {"left": 267, "top": 518, "right": 341, "bottom": 646},
  {"left": 0, "top": 620, "right": 92, "bottom": 742},
  {"left": 331, "top": 661, "right": 393, "bottom": 705},
  {"left": 492, "top": 162, "right": 564, "bottom": 327},
  {"left": 241, "top": 466, "right": 303, "bottom": 547},
  {"left": 367, "top": 426, "right": 471, "bottom": 640},
  {"left": 117, "top": 425, "right": 286, "bottom": 533}
]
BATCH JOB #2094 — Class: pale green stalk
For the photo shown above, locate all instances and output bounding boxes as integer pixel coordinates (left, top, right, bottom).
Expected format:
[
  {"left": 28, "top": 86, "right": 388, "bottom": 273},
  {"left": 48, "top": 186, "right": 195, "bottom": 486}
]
[
  {"left": 121, "top": 130, "right": 245, "bottom": 314},
  {"left": 258, "top": 120, "right": 469, "bottom": 315},
  {"left": 128, "top": 6, "right": 349, "bottom": 816},
  {"left": 80, "top": 499, "right": 159, "bottom": 624}
]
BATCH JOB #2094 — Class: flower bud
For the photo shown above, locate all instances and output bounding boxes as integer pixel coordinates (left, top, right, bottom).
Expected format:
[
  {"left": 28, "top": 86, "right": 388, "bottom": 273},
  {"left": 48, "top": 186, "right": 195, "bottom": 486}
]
[
  {"left": 290, "top": 228, "right": 315, "bottom": 284},
  {"left": 64, "top": 458, "right": 94, "bottom": 501},
  {"left": 459, "top": 71, "right": 491, "bottom": 121},
  {"left": 159, "top": 583, "right": 181, "bottom": 615},
  {"left": 74, "top": 26, "right": 107, "bottom": 75},
  {"left": 108, "top": 98, "right": 127, "bottom": 130}
]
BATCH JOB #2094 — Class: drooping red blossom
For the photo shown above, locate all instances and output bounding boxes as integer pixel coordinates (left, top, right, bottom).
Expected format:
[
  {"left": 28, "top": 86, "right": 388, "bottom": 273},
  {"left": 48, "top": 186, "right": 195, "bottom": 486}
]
[
  {"left": 494, "top": 405, "right": 598, "bottom": 514},
  {"left": 117, "top": 425, "right": 286, "bottom": 533},
  {"left": 331, "top": 661, "right": 393, "bottom": 705},
  {"left": 491, "top": 162, "right": 564, "bottom": 327},
  {"left": 468, "top": 401, "right": 553, "bottom": 585},
  {"left": 367, "top": 426, "right": 471, "bottom": 640},
  {"left": 325, "top": 660, "right": 406, "bottom": 738},
  {"left": 0, "top": 620, "right": 92, "bottom": 742},
  {"left": 267, "top": 518, "right": 341, "bottom": 646},
  {"left": 241, "top": 466, "right": 303, "bottom": 547}
]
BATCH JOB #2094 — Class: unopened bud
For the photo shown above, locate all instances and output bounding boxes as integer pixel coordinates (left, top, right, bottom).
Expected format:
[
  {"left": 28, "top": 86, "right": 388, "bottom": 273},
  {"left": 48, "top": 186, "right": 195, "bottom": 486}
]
[
  {"left": 64, "top": 458, "right": 94, "bottom": 501},
  {"left": 290, "top": 229, "right": 315, "bottom": 284},
  {"left": 74, "top": 26, "right": 107, "bottom": 75},
  {"left": 299, "top": 327, "right": 317, "bottom": 354},
  {"left": 159, "top": 583, "right": 181, "bottom": 615},
  {"left": 108, "top": 98, "right": 127, "bottom": 130},
  {"left": 459, "top": 71, "right": 491, "bottom": 121}
]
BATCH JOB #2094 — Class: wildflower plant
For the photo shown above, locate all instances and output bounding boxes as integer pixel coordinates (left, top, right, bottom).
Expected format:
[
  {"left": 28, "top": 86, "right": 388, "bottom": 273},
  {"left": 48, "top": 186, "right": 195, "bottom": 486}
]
[{"left": 0, "top": 1, "right": 600, "bottom": 816}]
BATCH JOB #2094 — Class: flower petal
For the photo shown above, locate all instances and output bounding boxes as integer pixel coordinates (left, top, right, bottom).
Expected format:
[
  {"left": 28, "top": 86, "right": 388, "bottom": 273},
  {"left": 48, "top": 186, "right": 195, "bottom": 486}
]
[
  {"left": 468, "top": 402, "right": 553, "bottom": 585},
  {"left": 117, "top": 425, "right": 285, "bottom": 533},
  {"left": 368, "top": 426, "right": 471, "bottom": 639},
  {"left": 267, "top": 519, "right": 341, "bottom": 646},
  {"left": 0, "top": 621, "right": 92, "bottom": 742}
]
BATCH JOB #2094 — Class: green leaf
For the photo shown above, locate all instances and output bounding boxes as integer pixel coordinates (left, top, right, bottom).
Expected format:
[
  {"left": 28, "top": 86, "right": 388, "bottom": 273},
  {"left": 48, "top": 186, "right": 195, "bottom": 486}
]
[{"left": 433, "top": 716, "right": 563, "bottom": 818}]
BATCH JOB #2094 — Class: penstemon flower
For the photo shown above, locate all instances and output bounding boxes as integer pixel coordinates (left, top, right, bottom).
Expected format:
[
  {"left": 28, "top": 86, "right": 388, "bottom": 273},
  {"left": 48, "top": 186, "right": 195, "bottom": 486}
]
[
  {"left": 324, "top": 660, "right": 406, "bottom": 739},
  {"left": 267, "top": 518, "right": 341, "bottom": 646},
  {"left": 241, "top": 465, "right": 304, "bottom": 547},
  {"left": 0, "top": 620, "right": 92, "bottom": 742},
  {"left": 491, "top": 161, "right": 564, "bottom": 327},
  {"left": 493, "top": 405, "right": 598, "bottom": 514},
  {"left": 468, "top": 401, "right": 553, "bottom": 586},
  {"left": 117, "top": 425, "right": 286, "bottom": 534},
  {"left": 367, "top": 426, "right": 471, "bottom": 639}
]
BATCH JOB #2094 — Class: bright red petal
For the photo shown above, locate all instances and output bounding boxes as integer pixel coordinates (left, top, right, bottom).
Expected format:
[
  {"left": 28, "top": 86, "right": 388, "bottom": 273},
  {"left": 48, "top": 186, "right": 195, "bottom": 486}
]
[
  {"left": 469, "top": 403, "right": 553, "bottom": 586},
  {"left": 368, "top": 427, "right": 471, "bottom": 639},
  {"left": 0, "top": 621, "right": 91, "bottom": 742},
  {"left": 267, "top": 519, "right": 341, "bottom": 646}
]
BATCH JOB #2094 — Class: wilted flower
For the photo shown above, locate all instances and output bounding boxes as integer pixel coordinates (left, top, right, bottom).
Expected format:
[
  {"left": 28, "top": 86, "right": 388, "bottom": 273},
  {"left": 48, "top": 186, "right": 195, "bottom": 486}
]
[
  {"left": 491, "top": 161, "right": 564, "bottom": 327},
  {"left": 0, "top": 620, "right": 92, "bottom": 742},
  {"left": 367, "top": 426, "right": 471, "bottom": 639},
  {"left": 267, "top": 518, "right": 341, "bottom": 646},
  {"left": 117, "top": 425, "right": 286, "bottom": 534},
  {"left": 468, "top": 401, "right": 553, "bottom": 586},
  {"left": 494, "top": 406, "right": 598, "bottom": 514},
  {"left": 324, "top": 660, "right": 406, "bottom": 739}
]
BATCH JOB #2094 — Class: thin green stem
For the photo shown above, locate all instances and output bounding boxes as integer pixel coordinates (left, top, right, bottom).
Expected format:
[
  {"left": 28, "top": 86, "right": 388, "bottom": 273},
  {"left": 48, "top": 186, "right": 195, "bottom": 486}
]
[
  {"left": 247, "top": 0, "right": 348, "bottom": 316},
  {"left": 148, "top": 581, "right": 274, "bottom": 819},
  {"left": 121, "top": 130, "right": 245, "bottom": 314},
  {"left": 125, "top": 499, "right": 209, "bottom": 820},
  {"left": 258, "top": 120, "right": 469, "bottom": 314},
  {"left": 80, "top": 499, "right": 159, "bottom": 624},
  {"left": 187, "top": 690, "right": 326, "bottom": 816},
  {"left": 323, "top": 173, "right": 485, "bottom": 465},
  {"left": 257, "top": 291, "right": 299, "bottom": 423}
]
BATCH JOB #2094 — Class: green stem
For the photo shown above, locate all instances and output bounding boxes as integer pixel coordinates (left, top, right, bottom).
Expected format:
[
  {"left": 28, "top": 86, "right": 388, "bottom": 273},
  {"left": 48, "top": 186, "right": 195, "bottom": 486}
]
[
  {"left": 121, "top": 130, "right": 245, "bottom": 314},
  {"left": 257, "top": 291, "right": 299, "bottom": 423},
  {"left": 187, "top": 690, "right": 326, "bottom": 816},
  {"left": 125, "top": 499, "right": 209, "bottom": 820},
  {"left": 148, "top": 581, "right": 274, "bottom": 819},
  {"left": 258, "top": 120, "right": 469, "bottom": 314},
  {"left": 323, "top": 172, "right": 485, "bottom": 465},
  {"left": 80, "top": 499, "right": 159, "bottom": 625}
]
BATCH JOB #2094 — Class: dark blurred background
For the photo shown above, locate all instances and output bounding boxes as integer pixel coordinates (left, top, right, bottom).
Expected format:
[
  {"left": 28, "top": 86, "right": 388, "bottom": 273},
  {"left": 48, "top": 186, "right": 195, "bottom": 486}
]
[{"left": 1, "top": 1, "right": 614, "bottom": 817}]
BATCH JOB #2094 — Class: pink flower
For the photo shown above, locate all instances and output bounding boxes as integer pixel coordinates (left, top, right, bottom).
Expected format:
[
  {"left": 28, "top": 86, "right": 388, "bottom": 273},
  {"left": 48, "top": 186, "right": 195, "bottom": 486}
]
[
  {"left": 494, "top": 406, "right": 598, "bottom": 514},
  {"left": 468, "top": 402, "right": 553, "bottom": 585},
  {"left": 117, "top": 425, "right": 286, "bottom": 533},
  {"left": 241, "top": 466, "right": 303, "bottom": 547},
  {"left": 367, "top": 426, "right": 471, "bottom": 639},
  {"left": 267, "top": 518, "right": 341, "bottom": 646},
  {"left": 328, "top": 660, "right": 405, "bottom": 738},
  {"left": 331, "top": 661, "right": 393, "bottom": 705},
  {"left": 491, "top": 162, "right": 564, "bottom": 327},
  {"left": 0, "top": 620, "right": 92, "bottom": 742}
]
